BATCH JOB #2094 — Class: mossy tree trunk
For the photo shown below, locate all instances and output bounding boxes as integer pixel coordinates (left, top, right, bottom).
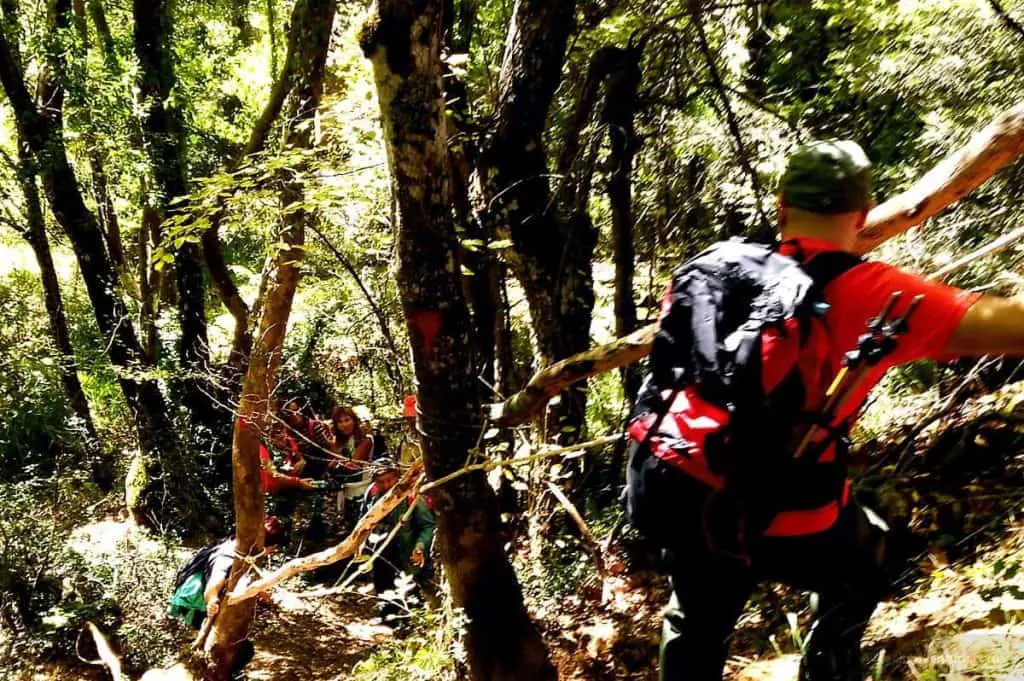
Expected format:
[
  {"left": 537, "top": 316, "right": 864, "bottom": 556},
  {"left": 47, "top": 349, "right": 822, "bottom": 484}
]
[
  {"left": 362, "top": 1, "right": 556, "bottom": 678},
  {"left": 15, "top": 146, "right": 110, "bottom": 489}
]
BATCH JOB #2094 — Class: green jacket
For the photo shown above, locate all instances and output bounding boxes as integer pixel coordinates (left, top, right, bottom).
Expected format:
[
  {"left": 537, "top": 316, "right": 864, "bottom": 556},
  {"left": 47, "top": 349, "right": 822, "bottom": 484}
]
[{"left": 365, "top": 489, "right": 435, "bottom": 565}]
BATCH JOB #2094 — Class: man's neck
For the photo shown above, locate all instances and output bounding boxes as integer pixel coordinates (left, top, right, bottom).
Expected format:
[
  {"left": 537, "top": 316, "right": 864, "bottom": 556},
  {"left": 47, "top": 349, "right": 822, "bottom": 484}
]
[{"left": 779, "top": 226, "right": 849, "bottom": 250}]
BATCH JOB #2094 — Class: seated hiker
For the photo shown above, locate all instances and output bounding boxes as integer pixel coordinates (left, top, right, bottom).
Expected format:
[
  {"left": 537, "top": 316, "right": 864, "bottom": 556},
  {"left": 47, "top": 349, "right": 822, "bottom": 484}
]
[
  {"left": 626, "top": 140, "right": 1024, "bottom": 681},
  {"left": 397, "top": 394, "right": 422, "bottom": 466},
  {"left": 260, "top": 422, "right": 325, "bottom": 543},
  {"left": 324, "top": 405, "right": 374, "bottom": 513},
  {"left": 260, "top": 419, "right": 315, "bottom": 493},
  {"left": 361, "top": 459, "right": 435, "bottom": 621},
  {"left": 168, "top": 516, "right": 284, "bottom": 631}
]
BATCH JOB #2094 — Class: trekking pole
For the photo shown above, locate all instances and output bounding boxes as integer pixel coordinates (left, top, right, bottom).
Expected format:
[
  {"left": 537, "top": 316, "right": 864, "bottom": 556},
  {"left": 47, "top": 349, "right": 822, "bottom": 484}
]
[{"left": 792, "top": 292, "right": 924, "bottom": 460}]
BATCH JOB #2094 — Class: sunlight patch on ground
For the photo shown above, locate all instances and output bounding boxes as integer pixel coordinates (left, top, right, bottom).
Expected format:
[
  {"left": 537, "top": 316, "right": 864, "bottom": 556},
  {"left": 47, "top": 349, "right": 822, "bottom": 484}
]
[
  {"left": 67, "top": 519, "right": 186, "bottom": 569},
  {"left": 734, "top": 653, "right": 799, "bottom": 681},
  {"left": 911, "top": 625, "right": 1024, "bottom": 679}
]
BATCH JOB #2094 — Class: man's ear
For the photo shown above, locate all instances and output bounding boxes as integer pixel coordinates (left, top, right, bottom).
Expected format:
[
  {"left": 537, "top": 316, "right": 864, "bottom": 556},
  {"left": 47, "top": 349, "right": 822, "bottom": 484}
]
[
  {"left": 777, "top": 196, "right": 788, "bottom": 229},
  {"left": 854, "top": 203, "right": 873, "bottom": 231}
]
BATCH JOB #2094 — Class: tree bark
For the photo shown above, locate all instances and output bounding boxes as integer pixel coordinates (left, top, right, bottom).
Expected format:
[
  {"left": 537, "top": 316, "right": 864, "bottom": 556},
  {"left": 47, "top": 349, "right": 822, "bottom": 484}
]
[
  {"left": 362, "top": 1, "right": 556, "bottom": 678},
  {"left": 202, "top": 0, "right": 336, "bottom": 676},
  {"left": 133, "top": 0, "right": 216, "bottom": 428},
  {"left": 476, "top": 0, "right": 597, "bottom": 446},
  {"left": 855, "top": 100, "right": 1024, "bottom": 254},
  {"left": 603, "top": 45, "right": 643, "bottom": 403},
  {"left": 0, "top": 0, "right": 187, "bottom": 524},
  {"left": 16, "top": 147, "right": 110, "bottom": 489}
]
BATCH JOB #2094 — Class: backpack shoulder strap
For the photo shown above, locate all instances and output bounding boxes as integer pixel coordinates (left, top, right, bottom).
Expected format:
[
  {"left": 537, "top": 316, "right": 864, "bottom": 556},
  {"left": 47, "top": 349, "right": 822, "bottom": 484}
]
[{"left": 800, "top": 251, "right": 862, "bottom": 293}]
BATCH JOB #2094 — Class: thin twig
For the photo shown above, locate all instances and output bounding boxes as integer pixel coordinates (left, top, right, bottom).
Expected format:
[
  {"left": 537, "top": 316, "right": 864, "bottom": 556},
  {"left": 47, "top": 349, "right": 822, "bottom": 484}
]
[
  {"left": 545, "top": 481, "right": 606, "bottom": 578},
  {"left": 688, "top": 2, "right": 772, "bottom": 234},
  {"left": 420, "top": 434, "right": 622, "bottom": 494}
]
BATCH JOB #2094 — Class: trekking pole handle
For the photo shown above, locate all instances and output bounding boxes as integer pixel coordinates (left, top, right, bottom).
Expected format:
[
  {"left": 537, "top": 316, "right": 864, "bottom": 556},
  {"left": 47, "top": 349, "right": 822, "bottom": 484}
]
[
  {"left": 886, "top": 294, "right": 925, "bottom": 336},
  {"left": 867, "top": 291, "right": 903, "bottom": 333}
]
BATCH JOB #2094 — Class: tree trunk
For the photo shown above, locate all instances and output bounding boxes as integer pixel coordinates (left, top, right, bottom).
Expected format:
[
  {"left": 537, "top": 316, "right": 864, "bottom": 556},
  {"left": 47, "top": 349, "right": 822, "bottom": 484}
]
[
  {"left": 363, "top": 1, "right": 556, "bottom": 678},
  {"left": 476, "top": 0, "right": 596, "bottom": 447},
  {"left": 86, "top": 0, "right": 116, "bottom": 69},
  {"left": 202, "top": 0, "right": 336, "bottom": 676},
  {"left": 133, "top": 0, "right": 216, "bottom": 430},
  {"left": 16, "top": 147, "right": 110, "bottom": 489},
  {"left": 0, "top": 0, "right": 187, "bottom": 526},
  {"left": 604, "top": 45, "right": 643, "bottom": 403},
  {"left": 201, "top": 0, "right": 334, "bottom": 370},
  {"left": 138, "top": 196, "right": 163, "bottom": 364},
  {"left": 69, "top": 0, "right": 133, "bottom": 298}
]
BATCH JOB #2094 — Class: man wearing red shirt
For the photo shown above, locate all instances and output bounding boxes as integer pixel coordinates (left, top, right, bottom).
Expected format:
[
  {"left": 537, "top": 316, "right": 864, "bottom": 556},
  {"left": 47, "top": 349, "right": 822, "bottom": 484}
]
[{"left": 656, "top": 140, "right": 1024, "bottom": 681}]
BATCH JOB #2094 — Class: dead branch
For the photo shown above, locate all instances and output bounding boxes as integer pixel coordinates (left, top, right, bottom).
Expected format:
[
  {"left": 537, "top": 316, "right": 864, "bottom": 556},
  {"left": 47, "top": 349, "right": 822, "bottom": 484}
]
[
  {"left": 222, "top": 461, "right": 423, "bottom": 605},
  {"left": 487, "top": 323, "right": 657, "bottom": 427},
  {"left": 545, "top": 481, "right": 606, "bottom": 579},
  {"left": 419, "top": 434, "right": 623, "bottom": 494},
  {"left": 85, "top": 622, "right": 126, "bottom": 681},
  {"left": 856, "top": 100, "right": 1024, "bottom": 254},
  {"left": 987, "top": 0, "right": 1024, "bottom": 42},
  {"left": 340, "top": 490, "right": 419, "bottom": 590},
  {"left": 491, "top": 102, "right": 1024, "bottom": 424},
  {"left": 925, "top": 223, "right": 1024, "bottom": 282}
]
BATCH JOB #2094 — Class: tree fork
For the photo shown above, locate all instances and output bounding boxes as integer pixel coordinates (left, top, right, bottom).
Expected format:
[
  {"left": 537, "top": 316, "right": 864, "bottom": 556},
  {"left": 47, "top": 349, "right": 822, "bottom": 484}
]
[{"left": 362, "top": 1, "right": 556, "bottom": 677}]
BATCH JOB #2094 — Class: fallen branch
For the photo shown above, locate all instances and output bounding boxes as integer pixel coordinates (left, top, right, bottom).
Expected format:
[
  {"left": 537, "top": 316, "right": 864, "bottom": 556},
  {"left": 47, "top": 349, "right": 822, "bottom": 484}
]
[
  {"left": 339, "top": 480, "right": 421, "bottom": 590},
  {"left": 925, "top": 223, "right": 1024, "bottom": 282},
  {"left": 856, "top": 100, "right": 1024, "bottom": 254},
  {"left": 223, "top": 461, "right": 423, "bottom": 605},
  {"left": 84, "top": 622, "right": 126, "bottom": 681},
  {"left": 487, "top": 323, "right": 657, "bottom": 427},
  {"left": 545, "top": 481, "right": 606, "bottom": 579},
  {"left": 492, "top": 129, "right": 1024, "bottom": 428},
  {"left": 419, "top": 434, "right": 623, "bottom": 494}
]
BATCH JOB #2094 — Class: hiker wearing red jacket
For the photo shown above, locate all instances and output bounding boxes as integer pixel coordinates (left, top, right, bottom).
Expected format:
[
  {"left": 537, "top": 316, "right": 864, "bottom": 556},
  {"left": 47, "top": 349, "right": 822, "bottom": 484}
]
[{"left": 631, "top": 140, "right": 1024, "bottom": 681}]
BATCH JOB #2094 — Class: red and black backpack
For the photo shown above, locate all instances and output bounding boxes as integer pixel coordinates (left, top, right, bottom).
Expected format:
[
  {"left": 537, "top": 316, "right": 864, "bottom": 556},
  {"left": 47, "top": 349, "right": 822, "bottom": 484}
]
[{"left": 624, "top": 238, "right": 861, "bottom": 559}]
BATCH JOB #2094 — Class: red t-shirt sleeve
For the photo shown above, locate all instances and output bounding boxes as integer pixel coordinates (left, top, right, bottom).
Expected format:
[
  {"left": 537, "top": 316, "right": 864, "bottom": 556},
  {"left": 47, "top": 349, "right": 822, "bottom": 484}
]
[{"left": 826, "top": 261, "right": 980, "bottom": 366}]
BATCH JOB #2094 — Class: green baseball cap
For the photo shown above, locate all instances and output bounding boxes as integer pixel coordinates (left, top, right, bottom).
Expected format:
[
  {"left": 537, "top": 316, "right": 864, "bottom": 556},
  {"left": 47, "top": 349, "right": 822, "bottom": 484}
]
[{"left": 778, "top": 140, "right": 873, "bottom": 214}]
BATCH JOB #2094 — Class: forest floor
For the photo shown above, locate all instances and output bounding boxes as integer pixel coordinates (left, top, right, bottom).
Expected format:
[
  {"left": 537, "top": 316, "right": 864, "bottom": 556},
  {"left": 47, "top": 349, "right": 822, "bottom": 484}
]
[
  {"left": 242, "top": 522, "right": 1024, "bottom": 680},
  {"left": 19, "top": 514, "right": 1024, "bottom": 681},
  {"left": 19, "top": 379, "right": 1024, "bottom": 680}
]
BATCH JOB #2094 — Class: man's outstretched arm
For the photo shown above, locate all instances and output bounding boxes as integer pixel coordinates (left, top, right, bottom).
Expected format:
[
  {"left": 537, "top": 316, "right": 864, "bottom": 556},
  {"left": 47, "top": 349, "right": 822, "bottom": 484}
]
[{"left": 946, "top": 295, "right": 1024, "bottom": 357}]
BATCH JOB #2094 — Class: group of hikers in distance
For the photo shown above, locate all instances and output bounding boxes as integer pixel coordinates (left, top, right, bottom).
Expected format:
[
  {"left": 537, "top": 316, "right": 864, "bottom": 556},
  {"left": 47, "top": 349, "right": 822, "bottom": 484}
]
[
  {"left": 172, "top": 136, "right": 1024, "bottom": 681},
  {"left": 169, "top": 392, "right": 435, "bottom": 657}
]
